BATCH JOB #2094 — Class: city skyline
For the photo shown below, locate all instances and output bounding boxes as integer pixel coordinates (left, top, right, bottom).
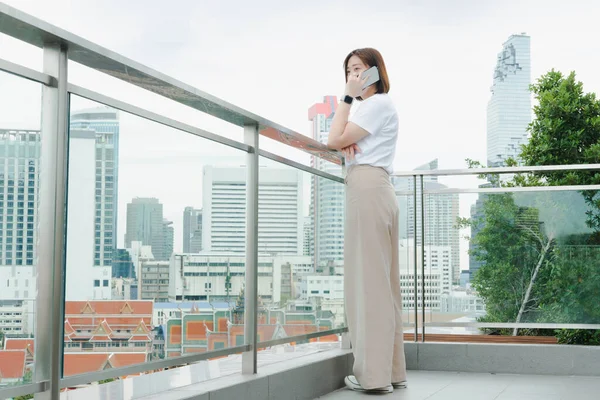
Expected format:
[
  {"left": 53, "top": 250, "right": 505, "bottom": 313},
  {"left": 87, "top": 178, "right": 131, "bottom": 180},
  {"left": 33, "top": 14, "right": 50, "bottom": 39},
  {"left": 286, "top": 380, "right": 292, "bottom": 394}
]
[
  {"left": 2, "top": 2, "right": 600, "bottom": 396},
  {"left": 3, "top": 2, "right": 595, "bottom": 254}
]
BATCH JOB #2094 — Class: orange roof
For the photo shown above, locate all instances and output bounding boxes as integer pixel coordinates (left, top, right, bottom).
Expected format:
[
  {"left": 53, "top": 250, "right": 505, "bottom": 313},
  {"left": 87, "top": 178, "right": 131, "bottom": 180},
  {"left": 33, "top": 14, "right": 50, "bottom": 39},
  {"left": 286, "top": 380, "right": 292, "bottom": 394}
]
[
  {"left": 109, "top": 353, "right": 146, "bottom": 368},
  {"left": 65, "top": 301, "right": 153, "bottom": 316},
  {"left": 62, "top": 353, "right": 147, "bottom": 377},
  {"left": 132, "top": 320, "right": 150, "bottom": 334},
  {"left": 90, "top": 320, "right": 114, "bottom": 338},
  {"left": 63, "top": 354, "right": 109, "bottom": 377},
  {"left": 0, "top": 350, "right": 26, "bottom": 379},
  {"left": 128, "top": 335, "right": 151, "bottom": 342},
  {"left": 4, "top": 339, "right": 34, "bottom": 355},
  {"left": 64, "top": 320, "right": 76, "bottom": 336},
  {"left": 89, "top": 335, "right": 112, "bottom": 342}
]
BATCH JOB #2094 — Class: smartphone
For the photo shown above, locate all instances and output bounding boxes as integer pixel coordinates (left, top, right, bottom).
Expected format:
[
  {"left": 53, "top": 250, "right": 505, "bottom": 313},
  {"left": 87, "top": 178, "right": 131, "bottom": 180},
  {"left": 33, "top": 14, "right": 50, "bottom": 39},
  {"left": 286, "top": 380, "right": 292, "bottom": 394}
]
[{"left": 361, "top": 66, "right": 380, "bottom": 90}]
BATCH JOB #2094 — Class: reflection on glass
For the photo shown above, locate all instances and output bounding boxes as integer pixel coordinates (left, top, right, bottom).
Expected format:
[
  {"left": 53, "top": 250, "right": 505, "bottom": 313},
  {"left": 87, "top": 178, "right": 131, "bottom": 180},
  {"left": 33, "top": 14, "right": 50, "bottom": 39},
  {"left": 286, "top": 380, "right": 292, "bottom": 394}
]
[
  {"left": 424, "top": 189, "right": 600, "bottom": 344},
  {"left": 251, "top": 158, "right": 344, "bottom": 361},
  {"left": 392, "top": 176, "right": 418, "bottom": 334},
  {"left": 0, "top": 71, "right": 40, "bottom": 391},
  {"left": 62, "top": 94, "right": 247, "bottom": 386}
]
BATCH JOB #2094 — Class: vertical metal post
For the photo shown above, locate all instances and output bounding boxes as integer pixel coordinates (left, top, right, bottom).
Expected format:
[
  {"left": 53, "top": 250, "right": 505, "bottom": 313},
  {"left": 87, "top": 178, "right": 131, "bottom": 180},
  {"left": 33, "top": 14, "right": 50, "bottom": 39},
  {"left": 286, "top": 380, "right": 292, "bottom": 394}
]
[
  {"left": 242, "top": 124, "right": 259, "bottom": 374},
  {"left": 412, "top": 175, "right": 418, "bottom": 341},
  {"left": 36, "top": 42, "right": 69, "bottom": 400},
  {"left": 420, "top": 175, "right": 426, "bottom": 343},
  {"left": 341, "top": 157, "right": 351, "bottom": 350}
]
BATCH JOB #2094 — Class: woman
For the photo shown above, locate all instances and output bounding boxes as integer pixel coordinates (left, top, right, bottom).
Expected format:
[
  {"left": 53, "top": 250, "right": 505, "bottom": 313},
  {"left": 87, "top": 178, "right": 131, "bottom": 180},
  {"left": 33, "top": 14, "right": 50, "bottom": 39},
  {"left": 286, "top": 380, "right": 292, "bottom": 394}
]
[{"left": 327, "top": 48, "right": 406, "bottom": 394}]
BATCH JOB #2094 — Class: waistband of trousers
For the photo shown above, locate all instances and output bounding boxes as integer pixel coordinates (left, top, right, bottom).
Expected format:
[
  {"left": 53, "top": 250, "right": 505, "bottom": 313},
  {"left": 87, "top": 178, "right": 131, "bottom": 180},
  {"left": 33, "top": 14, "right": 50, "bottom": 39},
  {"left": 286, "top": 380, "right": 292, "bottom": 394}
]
[{"left": 345, "top": 164, "right": 389, "bottom": 184}]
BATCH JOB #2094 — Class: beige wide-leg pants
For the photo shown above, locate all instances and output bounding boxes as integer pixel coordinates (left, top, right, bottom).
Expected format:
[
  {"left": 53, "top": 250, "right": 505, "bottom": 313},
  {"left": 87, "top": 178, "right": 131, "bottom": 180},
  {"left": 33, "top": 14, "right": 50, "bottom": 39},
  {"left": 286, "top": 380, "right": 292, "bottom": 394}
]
[{"left": 344, "top": 165, "right": 406, "bottom": 390}]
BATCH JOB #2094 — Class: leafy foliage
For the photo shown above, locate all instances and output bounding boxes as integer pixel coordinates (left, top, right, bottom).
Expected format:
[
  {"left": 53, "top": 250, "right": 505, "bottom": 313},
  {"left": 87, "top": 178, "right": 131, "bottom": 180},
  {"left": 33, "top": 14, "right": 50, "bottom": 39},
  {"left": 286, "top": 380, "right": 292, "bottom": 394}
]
[{"left": 462, "top": 70, "right": 600, "bottom": 343}]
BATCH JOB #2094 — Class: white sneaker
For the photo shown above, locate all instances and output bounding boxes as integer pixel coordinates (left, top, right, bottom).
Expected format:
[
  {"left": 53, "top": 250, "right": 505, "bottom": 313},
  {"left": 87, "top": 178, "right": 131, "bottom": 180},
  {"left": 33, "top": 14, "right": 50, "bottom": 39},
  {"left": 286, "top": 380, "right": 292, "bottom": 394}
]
[
  {"left": 392, "top": 380, "right": 407, "bottom": 388},
  {"left": 344, "top": 375, "right": 393, "bottom": 394}
]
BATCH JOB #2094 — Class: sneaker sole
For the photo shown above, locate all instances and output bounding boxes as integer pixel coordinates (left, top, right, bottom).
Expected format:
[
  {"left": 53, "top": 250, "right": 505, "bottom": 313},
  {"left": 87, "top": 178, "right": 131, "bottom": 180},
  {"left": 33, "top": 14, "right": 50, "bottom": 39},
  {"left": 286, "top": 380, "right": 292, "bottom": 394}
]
[{"left": 345, "top": 376, "right": 393, "bottom": 393}]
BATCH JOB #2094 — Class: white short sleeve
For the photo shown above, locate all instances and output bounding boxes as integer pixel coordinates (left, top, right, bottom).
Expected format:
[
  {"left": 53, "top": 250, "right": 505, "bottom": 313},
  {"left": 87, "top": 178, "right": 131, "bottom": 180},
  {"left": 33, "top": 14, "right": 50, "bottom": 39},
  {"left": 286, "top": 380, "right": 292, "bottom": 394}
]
[{"left": 349, "top": 96, "right": 388, "bottom": 135}]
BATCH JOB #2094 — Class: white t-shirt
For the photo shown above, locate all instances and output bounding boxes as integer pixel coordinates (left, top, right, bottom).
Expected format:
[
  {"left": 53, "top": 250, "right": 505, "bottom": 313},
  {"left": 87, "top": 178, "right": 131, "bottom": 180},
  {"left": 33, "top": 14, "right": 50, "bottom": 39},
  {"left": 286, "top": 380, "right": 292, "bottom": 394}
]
[{"left": 346, "top": 93, "right": 398, "bottom": 174}]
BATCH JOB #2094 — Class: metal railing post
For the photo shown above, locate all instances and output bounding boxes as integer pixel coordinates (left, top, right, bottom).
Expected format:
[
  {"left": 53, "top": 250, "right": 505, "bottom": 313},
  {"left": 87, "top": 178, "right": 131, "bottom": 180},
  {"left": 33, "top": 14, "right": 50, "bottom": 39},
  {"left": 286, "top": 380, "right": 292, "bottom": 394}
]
[
  {"left": 36, "top": 42, "right": 69, "bottom": 400},
  {"left": 242, "top": 123, "right": 259, "bottom": 374}
]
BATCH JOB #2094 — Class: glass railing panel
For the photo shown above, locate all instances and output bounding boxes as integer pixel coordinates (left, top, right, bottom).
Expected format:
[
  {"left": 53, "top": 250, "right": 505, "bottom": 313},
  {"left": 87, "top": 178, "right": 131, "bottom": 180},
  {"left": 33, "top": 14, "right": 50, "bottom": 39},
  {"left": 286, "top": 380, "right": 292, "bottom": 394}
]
[
  {"left": 61, "top": 94, "right": 248, "bottom": 391},
  {"left": 0, "top": 70, "right": 42, "bottom": 397}
]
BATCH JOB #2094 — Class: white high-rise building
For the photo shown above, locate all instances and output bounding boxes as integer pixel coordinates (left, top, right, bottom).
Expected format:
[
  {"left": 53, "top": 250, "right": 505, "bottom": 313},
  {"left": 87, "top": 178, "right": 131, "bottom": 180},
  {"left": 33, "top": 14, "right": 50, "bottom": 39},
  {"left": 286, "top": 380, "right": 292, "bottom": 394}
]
[
  {"left": 70, "top": 107, "right": 120, "bottom": 267},
  {"left": 487, "top": 33, "right": 531, "bottom": 167},
  {"left": 398, "top": 239, "right": 446, "bottom": 311},
  {"left": 0, "top": 129, "right": 40, "bottom": 334},
  {"left": 202, "top": 166, "right": 303, "bottom": 255},
  {"left": 65, "top": 129, "right": 112, "bottom": 300},
  {"left": 309, "top": 96, "right": 344, "bottom": 266}
]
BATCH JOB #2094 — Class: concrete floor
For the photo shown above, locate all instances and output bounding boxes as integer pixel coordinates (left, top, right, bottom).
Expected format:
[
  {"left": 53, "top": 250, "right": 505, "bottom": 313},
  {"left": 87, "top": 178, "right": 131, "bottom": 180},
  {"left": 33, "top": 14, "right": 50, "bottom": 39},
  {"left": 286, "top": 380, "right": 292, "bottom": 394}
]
[{"left": 318, "top": 370, "right": 600, "bottom": 400}]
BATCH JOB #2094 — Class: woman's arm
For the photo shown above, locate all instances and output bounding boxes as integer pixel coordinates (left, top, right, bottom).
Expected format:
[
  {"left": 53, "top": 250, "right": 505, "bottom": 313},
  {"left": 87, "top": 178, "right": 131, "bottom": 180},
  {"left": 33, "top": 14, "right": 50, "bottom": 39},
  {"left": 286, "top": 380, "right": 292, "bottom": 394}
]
[
  {"left": 327, "top": 74, "right": 370, "bottom": 150},
  {"left": 327, "top": 114, "right": 369, "bottom": 150}
]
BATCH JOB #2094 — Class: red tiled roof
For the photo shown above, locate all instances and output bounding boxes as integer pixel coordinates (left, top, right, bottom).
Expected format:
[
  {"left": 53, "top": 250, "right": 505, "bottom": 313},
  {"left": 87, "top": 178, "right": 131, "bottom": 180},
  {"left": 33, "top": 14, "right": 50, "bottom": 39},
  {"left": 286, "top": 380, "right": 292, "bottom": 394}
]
[
  {"left": 62, "top": 353, "right": 148, "bottom": 377},
  {"left": 89, "top": 335, "right": 112, "bottom": 342},
  {"left": 64, "top": 302, "right": 153, "bottom": 340},
  {"left": 133, "top": 320, "right": 150, "bottom": 334},
  {"left": 63, "top": 354, "right": 109, "bottom": 377},
  {"left": 128, "top": 335, "right": 151, "bottom": 342},
  {"left": 64, "top": 320, "right": 76, "bottom": 336},
  {"left": 4, "top": 339, "right": 34, "bottom": 356},
  {"left": 109, "top": 353, "right": 146, "bottom": 368},
  {"left": 0, "top": 350, "right": 26, "bottom": 379},
  {"left": 65, "top": 301, "right": 153, "bottom": 316}
]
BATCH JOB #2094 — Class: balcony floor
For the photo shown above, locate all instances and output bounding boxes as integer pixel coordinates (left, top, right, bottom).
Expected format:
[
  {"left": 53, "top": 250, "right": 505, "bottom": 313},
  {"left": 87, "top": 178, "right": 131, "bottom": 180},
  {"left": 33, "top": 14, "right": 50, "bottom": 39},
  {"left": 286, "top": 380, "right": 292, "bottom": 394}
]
[{"left": 318, "top": 370, "right": 600, "bottom": 400}]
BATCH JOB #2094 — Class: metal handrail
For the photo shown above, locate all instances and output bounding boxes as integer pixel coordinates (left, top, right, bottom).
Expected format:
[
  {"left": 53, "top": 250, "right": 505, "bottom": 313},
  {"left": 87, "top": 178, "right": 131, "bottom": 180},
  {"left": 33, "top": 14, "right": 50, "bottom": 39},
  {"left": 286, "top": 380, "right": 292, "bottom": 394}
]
[{"left": 392, "top": 163, "right": 600, "bottom": 177}]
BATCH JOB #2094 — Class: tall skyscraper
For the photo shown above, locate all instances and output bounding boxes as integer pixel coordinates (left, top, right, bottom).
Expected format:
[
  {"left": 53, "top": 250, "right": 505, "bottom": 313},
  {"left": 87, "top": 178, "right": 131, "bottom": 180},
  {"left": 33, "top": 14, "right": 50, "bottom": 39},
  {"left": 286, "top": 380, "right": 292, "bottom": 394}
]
[
  {"left": 125, "top": 198, "right": 173, "bottom": 261},
  {"left": 66, "top": 129, "right": 112, "bottom": 300},
  {"left": 487, "top": 33, "right": 531, "bottom": 167},
  {"left": 183, "top": 207, "right": 202, "bottom": 253},
  {"left": 472, "top": 33, "right": 531, "bottom": 277},
  {"left": 303, "top": 216, "right": 313, "bottom": 257},
  {"left": 0, "top": 129, "right": 41, "bottom": 330},
  {"left": 202, "top": 166, "right": 303, "bottom": 255},
  {"left": 163, "top": 219, "right": 174, "bottom": 260},
  {"left": 309, "top": 96, "right": 344, "bottom": 266},
  {"left": 70, "top": 107, "right": 120, "bottom": 267}
]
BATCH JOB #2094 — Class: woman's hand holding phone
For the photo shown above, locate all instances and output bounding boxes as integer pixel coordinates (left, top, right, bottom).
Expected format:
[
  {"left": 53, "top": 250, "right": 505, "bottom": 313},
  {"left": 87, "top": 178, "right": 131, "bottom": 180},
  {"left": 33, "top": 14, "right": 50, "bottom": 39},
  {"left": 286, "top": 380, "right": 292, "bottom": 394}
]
[{"left": 345, "top": 73, "right": 367, "bottom": 98}]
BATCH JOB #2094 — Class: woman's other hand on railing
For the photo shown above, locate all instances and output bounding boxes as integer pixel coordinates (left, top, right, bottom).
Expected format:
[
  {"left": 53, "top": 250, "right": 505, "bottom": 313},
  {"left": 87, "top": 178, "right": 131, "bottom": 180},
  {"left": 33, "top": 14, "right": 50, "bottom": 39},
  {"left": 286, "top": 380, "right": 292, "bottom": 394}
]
[{"left": 342, "top": 144, "right": 361, "bottom": 161}]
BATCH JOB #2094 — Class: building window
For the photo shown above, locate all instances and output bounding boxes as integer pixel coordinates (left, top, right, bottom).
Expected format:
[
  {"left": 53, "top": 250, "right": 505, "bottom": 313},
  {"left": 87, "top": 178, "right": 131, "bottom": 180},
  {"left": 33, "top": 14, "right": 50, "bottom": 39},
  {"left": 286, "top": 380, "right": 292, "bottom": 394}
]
[
  {"left": 103, "top": 280, "right": 109, "bottom": 287},
  {"left": 94, "top": 280, "right": 100, "bottom": 287}
]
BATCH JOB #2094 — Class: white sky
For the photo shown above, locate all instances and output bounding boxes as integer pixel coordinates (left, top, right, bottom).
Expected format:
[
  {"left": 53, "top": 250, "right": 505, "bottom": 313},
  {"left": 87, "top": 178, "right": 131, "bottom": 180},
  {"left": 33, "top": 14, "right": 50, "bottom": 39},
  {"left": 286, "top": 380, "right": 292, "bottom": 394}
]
[{"left": 1, "top": 0, "right": 600, "bottom": 262}]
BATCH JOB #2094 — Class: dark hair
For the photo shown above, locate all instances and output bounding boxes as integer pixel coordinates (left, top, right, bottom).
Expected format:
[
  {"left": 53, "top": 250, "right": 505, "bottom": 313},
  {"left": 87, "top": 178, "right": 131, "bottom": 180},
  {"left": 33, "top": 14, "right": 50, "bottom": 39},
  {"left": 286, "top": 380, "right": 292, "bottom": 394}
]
[{"left": 343, "top": 48, "right": 390, "bottom": 94}]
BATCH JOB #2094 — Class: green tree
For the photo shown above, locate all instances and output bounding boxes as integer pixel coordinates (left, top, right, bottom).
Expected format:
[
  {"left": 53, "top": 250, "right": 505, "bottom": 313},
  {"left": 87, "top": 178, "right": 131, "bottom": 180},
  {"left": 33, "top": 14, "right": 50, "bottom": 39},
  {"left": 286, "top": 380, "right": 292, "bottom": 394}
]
[
  {"left": 520, "top": 70, "right": 600, "bottom": 342},
  {"left": 521, "top": 70, "right": 600, "bottom": 234},
  {"left": 463, "top": 70, "right": 600, "bottom": 343},
  {"left": 459, "top": 193, "right": 553, "bottom": 335},
  {"left": 23, "top": 369, "right": 32, "bottom": 384}
]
